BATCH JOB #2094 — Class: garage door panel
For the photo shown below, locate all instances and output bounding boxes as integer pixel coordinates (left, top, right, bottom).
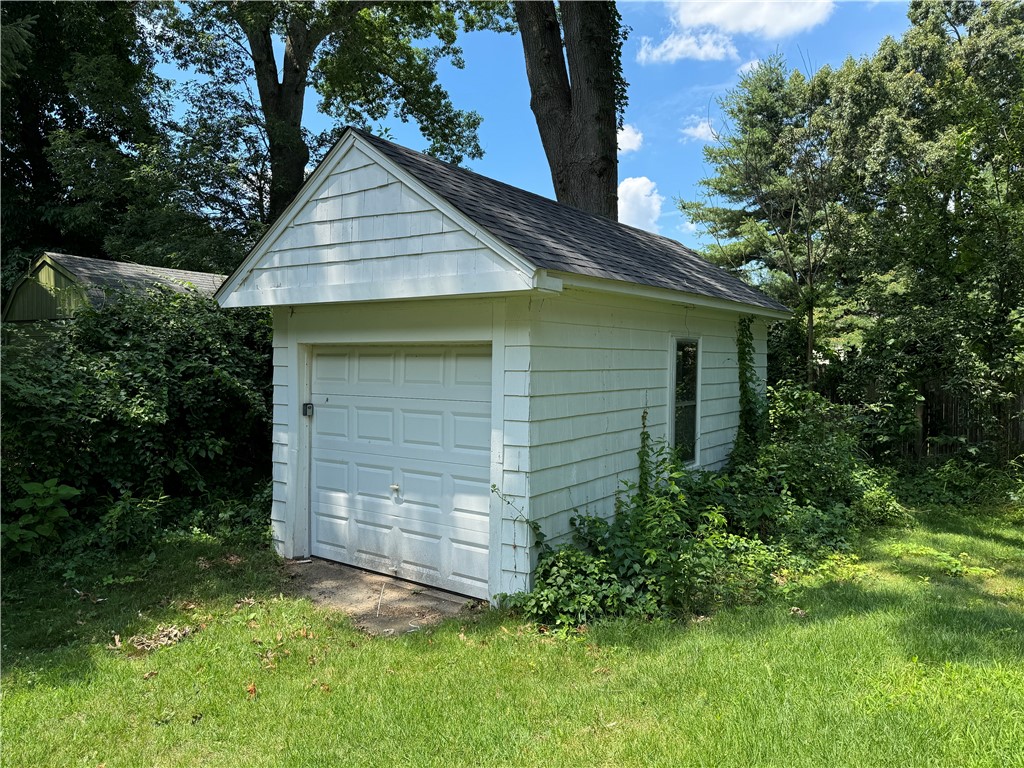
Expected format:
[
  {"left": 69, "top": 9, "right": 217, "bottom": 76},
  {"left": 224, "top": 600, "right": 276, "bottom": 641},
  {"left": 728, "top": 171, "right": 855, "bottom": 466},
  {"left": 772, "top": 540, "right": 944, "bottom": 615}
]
[
  {"left": 403, "top": 353, "right": 445, "bottom": 386},
  {"left": 313, "top": 457, "right": 349, "bottom": 488},
  {"left": 401, "top": 411, "right": 444, "bottom": 447},
  {"left": 315, "top": 406, "right": 350, "bottom": 438},
  {"left": 452, "top": 351, "right": 491, "bottom": 387},
  {"left": 313, "top": 348, "right": 490, "bottom": 402},
  {"left": 354, "top": 463, "right": 394, "bottom": 502},
  {"left": 313, "top": 398, "right": 489, "bottom": 459},
  {"left": 452, "top": 413, "right": 491, "bottom": 455},
  {"left": 399, "top": 470, "right": 444, "bottom": 513},
  {"left": 311, "top": 345, "right": 492, "bottom": 598},
  {"left": 315, "top": 354, "right": 350, "bottom": 383},
  {"left": 312, "top": 512, "right": 350, "bottom": 553},
  {"left": 355, "top": 353, "right": 395, "bottom": 384},
  {"left": 354, "top": 407, "right": 394, "bottom": 443}
]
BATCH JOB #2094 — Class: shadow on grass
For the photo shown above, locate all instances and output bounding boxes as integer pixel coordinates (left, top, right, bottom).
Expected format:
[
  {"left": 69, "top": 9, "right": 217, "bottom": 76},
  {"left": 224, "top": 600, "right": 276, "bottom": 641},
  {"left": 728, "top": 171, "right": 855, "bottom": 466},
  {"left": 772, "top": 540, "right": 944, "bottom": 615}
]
[
  {"left": 579, "top": 516, "right": 1024, "bottom": 665},
  {"left": 910, "top": 505, "right": 1024, "bottom": 552},
  {"left": 0, "top": 534, "right": 290, "bottom": 687}
]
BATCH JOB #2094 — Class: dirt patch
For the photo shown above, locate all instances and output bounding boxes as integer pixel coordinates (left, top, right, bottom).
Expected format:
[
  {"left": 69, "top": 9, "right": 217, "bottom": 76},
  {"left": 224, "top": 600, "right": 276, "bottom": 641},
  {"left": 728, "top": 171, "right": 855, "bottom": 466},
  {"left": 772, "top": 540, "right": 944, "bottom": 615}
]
[{"left": 283, "top": 557, "right": 482, "bottom": 636}]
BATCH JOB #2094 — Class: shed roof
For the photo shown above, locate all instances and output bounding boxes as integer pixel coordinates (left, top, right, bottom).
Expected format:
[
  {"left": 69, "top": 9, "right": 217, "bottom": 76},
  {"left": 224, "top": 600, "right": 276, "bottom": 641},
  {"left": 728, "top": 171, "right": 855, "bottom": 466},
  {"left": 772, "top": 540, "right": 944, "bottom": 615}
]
[
  {"left": 350, "top": 128, "right": 787, "bottom": 314},
  {"left": 44, "top": 253, "right": 226, "bottom": 302},
  {"left": 2, "top": 252, "right": 227, "bottom": 323}
]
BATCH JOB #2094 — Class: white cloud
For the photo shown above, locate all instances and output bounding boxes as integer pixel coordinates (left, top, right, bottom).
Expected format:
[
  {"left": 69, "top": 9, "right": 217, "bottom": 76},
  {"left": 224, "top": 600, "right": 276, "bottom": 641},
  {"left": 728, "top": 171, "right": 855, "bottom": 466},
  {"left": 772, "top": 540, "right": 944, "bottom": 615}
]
[
  {"left": 618, "top": 177, "right": 665, "bottom": 233},
  {"left": 638, "top": 1, "right": 834, "bottom": 65},
  {"left": 617, "top": 124, "right": 644, "bottom": 154},
  {"left": 637, "top": 30, "right": 738, "bottom": 64},
  {"left": 669, "top": 0, "right": 835, "bottom": 39},
  {"left": 737, "top": 58, "right": 761, "bottom": 75},
  {"left": 680, "top": 116, "right": 716, "bottom": 143}
]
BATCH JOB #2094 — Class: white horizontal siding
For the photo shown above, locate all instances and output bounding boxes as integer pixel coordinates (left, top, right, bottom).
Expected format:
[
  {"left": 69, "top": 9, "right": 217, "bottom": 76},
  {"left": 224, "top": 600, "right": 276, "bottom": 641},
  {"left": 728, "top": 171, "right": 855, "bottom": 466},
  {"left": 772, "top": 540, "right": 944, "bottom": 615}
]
[
  {"left": 228, "top": 144, "right": 528, "bottom": 306},
  {"left": 270, "top": 308, "right": 290, "bottom": 551},
  {"left": 519, "top": 291, "right": 766, "bottom": 547}
]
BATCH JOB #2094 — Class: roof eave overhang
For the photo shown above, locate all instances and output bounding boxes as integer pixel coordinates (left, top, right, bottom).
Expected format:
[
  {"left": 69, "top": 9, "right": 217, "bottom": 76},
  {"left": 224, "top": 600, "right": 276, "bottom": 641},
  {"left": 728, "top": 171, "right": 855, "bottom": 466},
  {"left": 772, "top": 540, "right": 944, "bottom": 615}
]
[{"left": 553, "top": 272, "right": 791, "bottom": 320}]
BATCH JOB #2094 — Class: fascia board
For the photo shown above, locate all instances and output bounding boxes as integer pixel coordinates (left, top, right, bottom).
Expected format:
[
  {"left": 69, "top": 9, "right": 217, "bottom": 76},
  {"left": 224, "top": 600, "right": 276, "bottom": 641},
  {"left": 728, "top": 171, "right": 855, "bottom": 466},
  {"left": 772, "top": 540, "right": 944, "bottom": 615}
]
[{"left": 556, "top": 272, "right": 791, "bottom": 319}]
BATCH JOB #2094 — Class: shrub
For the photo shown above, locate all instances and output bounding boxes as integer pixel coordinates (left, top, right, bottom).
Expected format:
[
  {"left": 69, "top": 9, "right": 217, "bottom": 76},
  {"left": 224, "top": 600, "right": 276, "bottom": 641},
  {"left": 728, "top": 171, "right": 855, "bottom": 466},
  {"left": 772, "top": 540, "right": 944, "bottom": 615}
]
[
  {"left": 1, "top": 288, "right": 272, "bottom": 555},
  {"left": 505, "top": 547, "right": 638, "bottom": 628},
  {"left": 509, "top": 472, "right": 787, "bottom": 628},
  {"left": 1, "top": 479, "right": 80, "bottom": 556},
  {"left": 505, "top": 382, "right": 910, "bottom": 629}
]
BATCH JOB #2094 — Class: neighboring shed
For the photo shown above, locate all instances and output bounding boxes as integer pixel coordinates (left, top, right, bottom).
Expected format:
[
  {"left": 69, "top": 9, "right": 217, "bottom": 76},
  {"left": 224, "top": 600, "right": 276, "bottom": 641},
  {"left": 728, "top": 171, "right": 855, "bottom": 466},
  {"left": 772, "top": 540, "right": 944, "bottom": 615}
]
[
  {"left": 217, "top": 127, "right": 789, "bottom": 600},
  {"left": 2, "top": 252, "right": 226, "bottom": 324}
]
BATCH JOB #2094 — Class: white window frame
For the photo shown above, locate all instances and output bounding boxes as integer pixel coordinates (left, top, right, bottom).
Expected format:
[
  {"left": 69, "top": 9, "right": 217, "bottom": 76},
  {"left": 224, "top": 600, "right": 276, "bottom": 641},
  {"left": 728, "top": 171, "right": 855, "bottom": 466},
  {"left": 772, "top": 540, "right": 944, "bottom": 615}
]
[{"left": 670, "top": 337, "right": 702, "bottom": 467}]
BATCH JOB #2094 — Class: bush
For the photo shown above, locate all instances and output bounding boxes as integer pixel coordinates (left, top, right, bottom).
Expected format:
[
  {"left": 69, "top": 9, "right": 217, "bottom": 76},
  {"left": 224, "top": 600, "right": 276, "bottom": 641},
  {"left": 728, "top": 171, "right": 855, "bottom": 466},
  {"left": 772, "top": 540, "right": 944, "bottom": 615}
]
[
  {"left": 896, "top": 456, "right": 1023, "bottom": 507},
  {"left": 509, "top": 468, "right": 787, "bottom": 628},
  {"left": 1, "top": 479, "right": 80, "bottom": 556},
  {"left": 1, "top": 288, "right": 272, "bottom": 551},
  {"left": 505, "top": 382, "right": 911, "bottom": 630},
  {"left": 505, "top": 547, "right": 639, "bottom": 628}
]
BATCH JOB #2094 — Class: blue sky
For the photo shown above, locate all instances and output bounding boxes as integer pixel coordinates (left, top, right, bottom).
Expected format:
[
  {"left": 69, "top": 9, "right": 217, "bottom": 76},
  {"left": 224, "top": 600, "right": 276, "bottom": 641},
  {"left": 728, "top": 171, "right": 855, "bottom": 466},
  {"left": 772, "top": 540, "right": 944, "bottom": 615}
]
[{"left": 301, "top": 1, "right": 913, "bottom": 248}]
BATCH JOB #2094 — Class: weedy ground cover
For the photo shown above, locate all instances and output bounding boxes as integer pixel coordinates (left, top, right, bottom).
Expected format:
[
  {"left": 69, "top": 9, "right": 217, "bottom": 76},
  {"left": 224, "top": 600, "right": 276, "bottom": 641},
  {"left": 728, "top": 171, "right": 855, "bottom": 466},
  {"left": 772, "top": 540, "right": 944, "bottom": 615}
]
[{"left": 2, "top": 500, "right": 1022, "bottom": 768}]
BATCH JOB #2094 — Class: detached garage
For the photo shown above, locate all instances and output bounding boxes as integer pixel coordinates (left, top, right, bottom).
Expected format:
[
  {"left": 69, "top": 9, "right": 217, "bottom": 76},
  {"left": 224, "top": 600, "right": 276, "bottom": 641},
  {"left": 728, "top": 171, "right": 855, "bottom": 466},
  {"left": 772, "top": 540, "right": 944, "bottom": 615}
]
[{"left": 216, "top": 127, "right": 788, "bottom": 600}]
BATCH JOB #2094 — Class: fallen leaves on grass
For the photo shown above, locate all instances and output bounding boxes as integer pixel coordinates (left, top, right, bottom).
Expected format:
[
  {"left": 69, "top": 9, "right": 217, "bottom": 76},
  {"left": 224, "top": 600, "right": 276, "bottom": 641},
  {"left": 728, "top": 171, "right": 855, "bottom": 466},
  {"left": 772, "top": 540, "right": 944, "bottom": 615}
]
[
  {"left": 246, "top": 682, "right": 257, "bottom": 700},
  {"left": 142, "top": 671, "right": 158, "bottom": 680},
  {"left": 234, "top": 597, "right": 257, "bottom": 611},
  {"left": 790, "top": 606, "right": 808, "bottom": 618},
  {"left": 109, "top": 625, "right": 198, "bottom": 652}
]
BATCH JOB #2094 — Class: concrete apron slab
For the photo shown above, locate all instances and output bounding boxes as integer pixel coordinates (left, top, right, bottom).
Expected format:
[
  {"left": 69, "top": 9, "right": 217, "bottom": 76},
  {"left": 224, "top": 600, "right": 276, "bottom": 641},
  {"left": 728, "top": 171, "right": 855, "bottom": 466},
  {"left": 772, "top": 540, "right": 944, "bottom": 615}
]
[{"left": 283, "top": 557, "right": 481, "bottom": 636}]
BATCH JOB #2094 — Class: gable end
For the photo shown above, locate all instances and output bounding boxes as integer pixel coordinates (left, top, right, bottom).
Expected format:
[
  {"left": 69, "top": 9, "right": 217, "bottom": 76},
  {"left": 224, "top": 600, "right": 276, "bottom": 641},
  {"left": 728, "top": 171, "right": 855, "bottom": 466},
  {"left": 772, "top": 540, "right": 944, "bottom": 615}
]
[{"left": 218, "top": 134, "right": 538, "bottom": 309}]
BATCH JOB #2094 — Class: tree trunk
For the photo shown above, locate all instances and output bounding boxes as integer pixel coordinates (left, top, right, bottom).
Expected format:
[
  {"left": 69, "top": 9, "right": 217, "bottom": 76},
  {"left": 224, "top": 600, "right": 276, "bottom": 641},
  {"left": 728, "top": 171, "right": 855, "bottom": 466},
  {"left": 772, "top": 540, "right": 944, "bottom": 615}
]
[
  {"left": 514, "top": 1, "right": 619, "bottom": 219},
  {"left": 806, "top": 300, "right": 816, "bottom": 386},
  {"left": 242, "top": 17, "right": 314, "bottom": 222}
]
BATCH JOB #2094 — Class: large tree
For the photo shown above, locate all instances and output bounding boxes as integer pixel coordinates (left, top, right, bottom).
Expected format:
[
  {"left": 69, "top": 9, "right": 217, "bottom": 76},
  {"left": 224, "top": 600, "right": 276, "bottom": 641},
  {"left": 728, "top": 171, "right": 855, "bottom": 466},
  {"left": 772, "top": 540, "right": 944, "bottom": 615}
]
[
  {"left": 0, "top": 2, "right": 160, "bottom": 275},
  {"left": 681, "top": 0, "right": 1023, "bottom": 455},
  {"left": 513, "top": 1, "right": 627, "bottom": 219},
  {"left": 0, "top": 1, "right": 259, "bottom": 285},
  {"left": 680, "top": 56, "right": 843, "bottom": 384},
  {"left": 154, "top": 1, "right": 502, "bottom": 222},
  {"left": 825, "top": 0, "right": 1024, "bottom": 452}
]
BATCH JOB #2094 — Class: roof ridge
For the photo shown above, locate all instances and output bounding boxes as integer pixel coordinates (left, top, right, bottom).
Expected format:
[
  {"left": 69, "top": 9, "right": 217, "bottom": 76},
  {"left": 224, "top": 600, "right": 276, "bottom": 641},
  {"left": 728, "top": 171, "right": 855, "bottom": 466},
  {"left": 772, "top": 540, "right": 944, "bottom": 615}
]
[{"left": 47, "top": 252, "right": 226, "bottom": 280}]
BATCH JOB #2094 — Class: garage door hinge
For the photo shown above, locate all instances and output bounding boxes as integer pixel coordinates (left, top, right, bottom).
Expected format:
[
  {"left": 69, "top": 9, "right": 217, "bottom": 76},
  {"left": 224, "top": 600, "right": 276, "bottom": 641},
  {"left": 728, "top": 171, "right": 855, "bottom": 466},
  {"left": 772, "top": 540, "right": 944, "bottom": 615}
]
[{"left": 302, "top": 403, "right": 314, "bottom": 417}]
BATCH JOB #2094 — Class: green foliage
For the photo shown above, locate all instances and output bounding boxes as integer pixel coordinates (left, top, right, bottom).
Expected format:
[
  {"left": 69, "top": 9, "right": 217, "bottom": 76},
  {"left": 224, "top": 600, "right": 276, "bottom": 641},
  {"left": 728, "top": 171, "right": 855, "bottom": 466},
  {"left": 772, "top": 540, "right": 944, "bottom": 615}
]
[
  {"left": 183, "top": 481, "right": 274, "bottom": 545},
  {"left": 0, "top": 1, "right": 251, "bottom": 291},
  {"left": 0, "top": 480, "right": 80, "bottom": 555},
  {"left": 151, "top": 1, "right": 503, "bottom": 219},
  {"left": 1, "top": 288, "right": 272, "bottom": 548},
  {"left": 508, "top": 383, "right": 915, "bottom": 629},
  {"left": 759, "top": 384, "right": 861, "bottom": 508},
  {"left": 732, "top": 315, "right": 767, "bottom": 466},
  {"left": 681, "top": 4, "right": 1024, "bottom": 456},
  {"left": 896, "top": 456, "right": 1024, "bottom": 508},
  {"left": 504, "top": 547, "right": 636, "bottom": 629}
]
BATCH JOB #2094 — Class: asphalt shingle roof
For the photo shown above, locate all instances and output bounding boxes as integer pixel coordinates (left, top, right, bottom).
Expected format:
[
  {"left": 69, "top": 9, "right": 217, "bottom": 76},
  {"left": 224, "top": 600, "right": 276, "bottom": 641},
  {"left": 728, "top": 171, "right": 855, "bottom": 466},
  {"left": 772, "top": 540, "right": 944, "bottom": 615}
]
[
  {"left": 48, "top": 253, "right": 226, "bottom": 304},
  {"left": 353, "top": 128, "right": 787, "bottom": 314}
]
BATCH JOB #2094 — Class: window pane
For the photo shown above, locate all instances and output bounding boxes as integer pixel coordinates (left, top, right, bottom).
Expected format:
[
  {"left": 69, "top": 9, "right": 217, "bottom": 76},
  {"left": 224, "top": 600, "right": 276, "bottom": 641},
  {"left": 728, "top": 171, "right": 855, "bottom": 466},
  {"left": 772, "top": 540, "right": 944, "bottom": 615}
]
[
  {"left": 675, "top": 341, "right": 698, "bottom": 462},
  {"left": 675, "top": 403, "right": 696, "bottom": 461}
]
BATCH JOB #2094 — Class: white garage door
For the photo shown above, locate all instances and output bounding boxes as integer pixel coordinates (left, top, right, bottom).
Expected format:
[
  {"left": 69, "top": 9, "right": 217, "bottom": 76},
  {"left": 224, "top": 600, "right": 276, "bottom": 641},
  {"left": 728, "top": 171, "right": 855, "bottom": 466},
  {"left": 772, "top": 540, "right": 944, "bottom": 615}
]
[{"left": 310, "top": 346, "right": 492, "bottom": 598}]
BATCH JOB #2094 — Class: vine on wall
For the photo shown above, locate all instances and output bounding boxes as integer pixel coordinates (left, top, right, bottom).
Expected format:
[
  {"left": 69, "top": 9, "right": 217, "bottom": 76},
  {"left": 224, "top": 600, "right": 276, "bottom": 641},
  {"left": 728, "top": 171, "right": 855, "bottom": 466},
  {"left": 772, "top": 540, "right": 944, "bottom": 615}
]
[{"left": 732, "top": 315, "right": 767, "bottom": 466}]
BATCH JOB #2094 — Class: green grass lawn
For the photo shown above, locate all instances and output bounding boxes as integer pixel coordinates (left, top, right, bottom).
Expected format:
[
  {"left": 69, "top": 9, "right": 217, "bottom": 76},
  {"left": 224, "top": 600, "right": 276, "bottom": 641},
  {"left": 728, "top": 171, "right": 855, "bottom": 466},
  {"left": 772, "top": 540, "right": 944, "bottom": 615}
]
[{"left": 3, "top": 502, "right": 1022, "bottom": 768}]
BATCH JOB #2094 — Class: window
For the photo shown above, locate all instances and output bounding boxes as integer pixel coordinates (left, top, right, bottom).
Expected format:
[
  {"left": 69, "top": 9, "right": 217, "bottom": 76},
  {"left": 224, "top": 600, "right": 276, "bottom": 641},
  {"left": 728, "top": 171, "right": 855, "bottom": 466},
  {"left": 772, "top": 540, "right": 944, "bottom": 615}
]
[{"left": 674, "top": 340, "right": 698, "bottom": 462}]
